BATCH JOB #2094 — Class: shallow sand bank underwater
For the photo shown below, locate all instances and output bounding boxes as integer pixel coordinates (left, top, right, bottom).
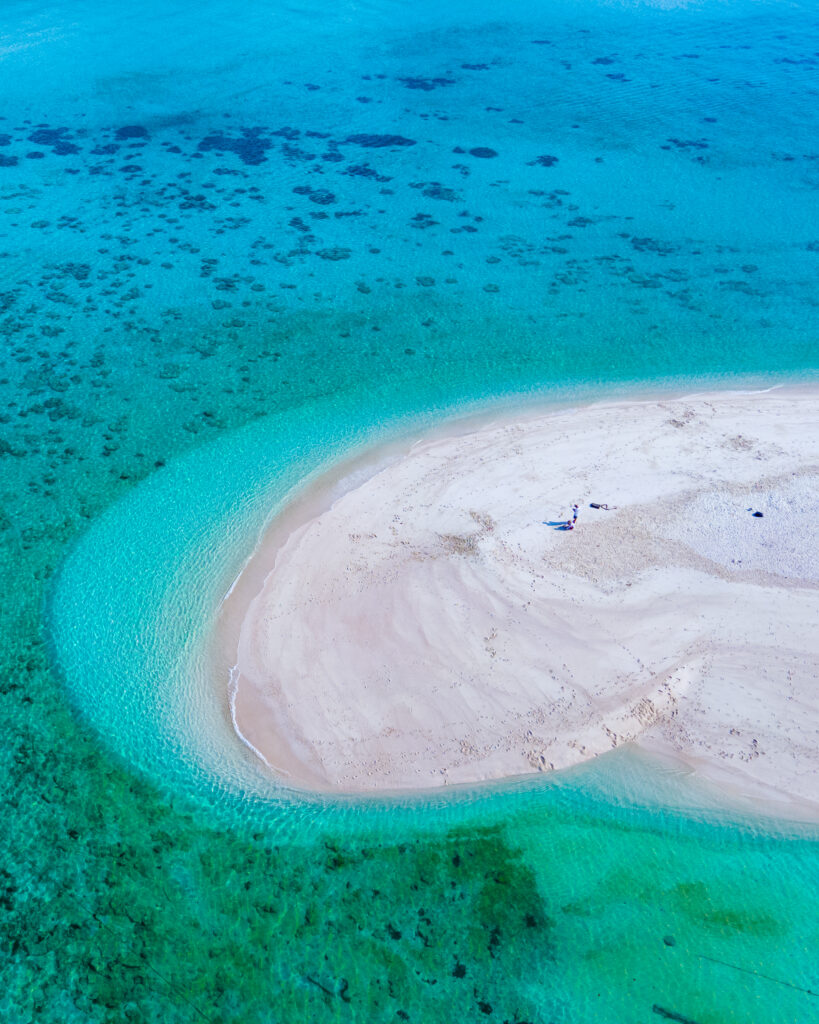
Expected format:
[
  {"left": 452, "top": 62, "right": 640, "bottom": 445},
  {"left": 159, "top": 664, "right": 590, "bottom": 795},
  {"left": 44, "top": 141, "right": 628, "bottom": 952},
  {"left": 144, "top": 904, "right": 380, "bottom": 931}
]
[{"left": 226, "top": 389, "right": 819, "bottom": 815}]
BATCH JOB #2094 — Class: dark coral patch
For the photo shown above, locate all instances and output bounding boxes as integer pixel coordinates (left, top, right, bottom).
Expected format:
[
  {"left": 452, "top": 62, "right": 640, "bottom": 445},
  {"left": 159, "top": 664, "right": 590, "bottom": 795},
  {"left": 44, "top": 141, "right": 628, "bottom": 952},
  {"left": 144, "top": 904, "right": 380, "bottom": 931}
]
[
  {"left": 198, "top": 128, "right": 272, "bottom": 165},
  {"left": 0, "top": 134, "right": 11, "bottom": 146},
  {"left": 398, "top": 76, "right": 455, "bottom": 91},
  {"left": 316, "top": 247, "right": 351, "bottom": 261},
  {"left": 308, "top": 190, "right": 336, "bottom": 205},
  {"left": 344, "top": 164, "right": 391, "bottom": 183},
  {"left": 411, "top": 181, "right": 460, "bottom": 201},
  {"left": 528, "top": 154, "right": 559, "bottom": 167},
  {"left": 28, "top": 128, "right": 65, "bottom": 144},
  {"left": 345, "top": 134, "right": 416, "bottom": 148},
  {"left": 28, "top": 127, "right": 80, "bottom": 154},
  {"left": 0, "top": 153, "right": 18, "bottom": 167},
  {"left": 469, "top": 147, "right": 497, "bottom": 158},
  {"left": 115, "top": 125, "right": 149, "bottom": 140},
  {"left": 281, "top": 143, "right": 316, "bottom": 163},
  {"left": 665, "top": 137, "right": 709, "bottom": 150}
]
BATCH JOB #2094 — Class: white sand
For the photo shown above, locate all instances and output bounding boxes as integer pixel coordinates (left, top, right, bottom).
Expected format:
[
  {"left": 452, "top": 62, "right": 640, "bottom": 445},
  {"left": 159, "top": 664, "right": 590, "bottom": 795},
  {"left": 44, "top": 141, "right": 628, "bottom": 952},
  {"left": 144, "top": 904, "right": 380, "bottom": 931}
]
[{"left": 226, "top": 389, "right": 819, "bottom": 813}]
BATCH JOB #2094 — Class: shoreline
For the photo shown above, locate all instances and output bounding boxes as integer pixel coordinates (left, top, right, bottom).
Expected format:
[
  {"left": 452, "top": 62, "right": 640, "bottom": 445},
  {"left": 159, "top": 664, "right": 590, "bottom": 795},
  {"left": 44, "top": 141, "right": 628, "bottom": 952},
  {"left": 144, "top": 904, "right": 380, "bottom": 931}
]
[
  {"left": 216, "top": 379, "right": 810, "bottom": 668},
  {"left": 216, "top": 385, "right": 819, "bottom": 817}
]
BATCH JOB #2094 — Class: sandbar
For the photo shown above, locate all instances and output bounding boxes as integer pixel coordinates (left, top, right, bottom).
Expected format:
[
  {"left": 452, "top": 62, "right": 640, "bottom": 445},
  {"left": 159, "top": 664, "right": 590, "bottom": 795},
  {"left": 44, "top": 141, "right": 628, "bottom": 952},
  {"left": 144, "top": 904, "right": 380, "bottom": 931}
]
[{"left": 223, "top": 389, "right": 819, "bottom": 814}]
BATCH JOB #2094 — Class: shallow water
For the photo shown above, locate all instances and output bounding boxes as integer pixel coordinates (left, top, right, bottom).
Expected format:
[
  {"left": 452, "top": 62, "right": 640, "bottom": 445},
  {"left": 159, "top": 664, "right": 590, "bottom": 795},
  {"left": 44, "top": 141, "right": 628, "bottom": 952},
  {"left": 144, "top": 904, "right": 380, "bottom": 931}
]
[{"left": 2, "top": 0, "right": 818, "bottom": 1020}]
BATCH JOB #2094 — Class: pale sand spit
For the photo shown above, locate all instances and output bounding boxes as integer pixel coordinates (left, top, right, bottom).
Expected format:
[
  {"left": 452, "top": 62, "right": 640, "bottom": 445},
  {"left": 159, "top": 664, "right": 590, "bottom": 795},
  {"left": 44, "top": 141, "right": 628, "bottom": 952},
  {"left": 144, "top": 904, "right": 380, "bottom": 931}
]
[{"left": 225, "top": 389, "right": 819, "bottom": 813}]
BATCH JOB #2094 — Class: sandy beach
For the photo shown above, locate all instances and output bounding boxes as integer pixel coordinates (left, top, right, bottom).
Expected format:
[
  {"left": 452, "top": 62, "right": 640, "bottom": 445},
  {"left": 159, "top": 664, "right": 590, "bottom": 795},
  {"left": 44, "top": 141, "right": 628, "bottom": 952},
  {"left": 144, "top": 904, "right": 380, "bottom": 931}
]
[{"left": 224, "top": 389, "right": 819, "bottom": 812}]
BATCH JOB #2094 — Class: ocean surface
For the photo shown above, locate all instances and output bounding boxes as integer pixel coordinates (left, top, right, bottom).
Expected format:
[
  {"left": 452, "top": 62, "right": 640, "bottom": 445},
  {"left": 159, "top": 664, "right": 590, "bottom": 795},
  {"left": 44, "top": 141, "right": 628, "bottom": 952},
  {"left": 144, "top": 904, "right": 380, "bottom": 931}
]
[{"left": 2, "top": 0, "right": 818, "bottom": 1020}]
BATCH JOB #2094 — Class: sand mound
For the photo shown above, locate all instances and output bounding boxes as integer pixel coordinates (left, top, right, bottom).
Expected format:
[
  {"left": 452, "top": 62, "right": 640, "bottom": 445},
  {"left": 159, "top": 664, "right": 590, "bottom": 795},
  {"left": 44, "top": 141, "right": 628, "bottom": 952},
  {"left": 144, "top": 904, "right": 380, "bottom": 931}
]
[{"left": 224, "top": 390, "right": 819, "bottom": 812}]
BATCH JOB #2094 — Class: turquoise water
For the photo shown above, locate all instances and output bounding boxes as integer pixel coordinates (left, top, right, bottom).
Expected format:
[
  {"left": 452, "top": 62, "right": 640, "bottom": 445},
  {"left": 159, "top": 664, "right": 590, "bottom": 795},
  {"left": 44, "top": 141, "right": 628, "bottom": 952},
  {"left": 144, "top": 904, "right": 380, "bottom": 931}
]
[{"left": 2, "top": 0, "right": 818, "bottom": 1020}]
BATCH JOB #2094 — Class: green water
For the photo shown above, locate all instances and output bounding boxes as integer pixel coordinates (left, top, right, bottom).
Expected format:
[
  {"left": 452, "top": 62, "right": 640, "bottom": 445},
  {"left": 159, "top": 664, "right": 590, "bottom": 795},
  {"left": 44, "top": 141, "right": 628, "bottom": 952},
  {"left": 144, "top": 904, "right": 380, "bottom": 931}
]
[
  {"left": 38, "top": 376, "right": 819, "bottom": 1023},
  {"left": 2, "top": 0, "right": 818, "bottom": 1019}
]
